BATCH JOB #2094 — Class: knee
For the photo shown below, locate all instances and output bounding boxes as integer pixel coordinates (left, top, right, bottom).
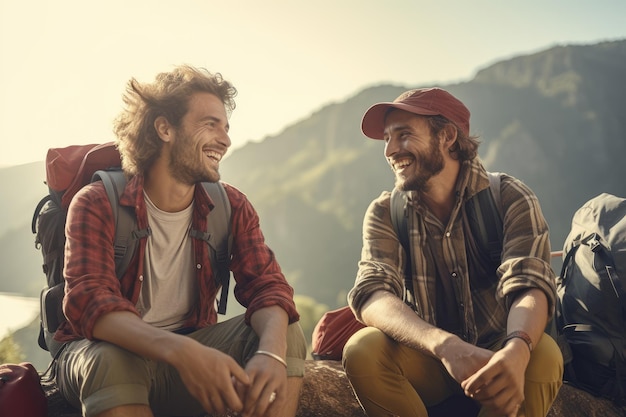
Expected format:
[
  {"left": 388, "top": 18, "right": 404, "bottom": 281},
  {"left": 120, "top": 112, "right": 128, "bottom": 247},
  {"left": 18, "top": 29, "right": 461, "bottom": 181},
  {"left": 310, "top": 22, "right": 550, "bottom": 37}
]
[
  {"left": 284, "top": 322, "right": 307, "bottom": 378},
  {"left": 59, "top": 341, "right": 152, "bottom": 413},
  {"left": 286, "top": 321, "right": 307, "bottom": 360},
  {"left": 81, "top": 342, "right": 150, "bottom": 381},
  {"left": 526, "top": 333, "right": 564, "bottom": 382},
  {"left": 343, "top": 327, "right": 389, "bottom": 373}
]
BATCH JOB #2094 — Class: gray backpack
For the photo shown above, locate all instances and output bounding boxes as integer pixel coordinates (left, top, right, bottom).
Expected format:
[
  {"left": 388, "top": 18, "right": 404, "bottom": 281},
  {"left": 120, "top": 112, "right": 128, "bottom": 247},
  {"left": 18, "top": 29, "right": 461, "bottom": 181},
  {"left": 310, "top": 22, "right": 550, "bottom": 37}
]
[{"left": 556, "top": 193, "right": 626, "bottom": 405}]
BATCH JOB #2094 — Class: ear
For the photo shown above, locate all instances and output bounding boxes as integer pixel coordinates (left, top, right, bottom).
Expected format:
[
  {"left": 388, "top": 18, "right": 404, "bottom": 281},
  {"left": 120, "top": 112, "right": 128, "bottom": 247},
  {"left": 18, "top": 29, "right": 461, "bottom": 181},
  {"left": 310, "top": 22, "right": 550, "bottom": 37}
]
[
  {"left": 439, "top": 124, "right": 458, "bottom": 151},
  {"left": 154, "top": 116, "right": 174, "bottom": 143}
]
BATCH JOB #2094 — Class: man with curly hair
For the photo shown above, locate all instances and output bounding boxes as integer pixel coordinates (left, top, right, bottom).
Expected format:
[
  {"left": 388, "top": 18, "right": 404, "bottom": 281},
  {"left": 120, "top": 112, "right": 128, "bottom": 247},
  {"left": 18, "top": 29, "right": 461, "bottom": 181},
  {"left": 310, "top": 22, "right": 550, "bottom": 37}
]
[
  {"left": 53, "top": 65, "right": 306, "bottom": 417},
  {"left": 343, "top": 88, "right": 563, "bottom": 417}
]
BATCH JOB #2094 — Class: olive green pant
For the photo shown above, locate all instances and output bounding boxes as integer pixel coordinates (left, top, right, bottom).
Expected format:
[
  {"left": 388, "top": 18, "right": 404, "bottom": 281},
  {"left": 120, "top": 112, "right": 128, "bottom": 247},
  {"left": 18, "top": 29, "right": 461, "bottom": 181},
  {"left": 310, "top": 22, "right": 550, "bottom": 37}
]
[
  {"left": 56, "top": 315, "right": 306, "bottom": 417},
  {"left": 343, "top": 328, "right": 563, "bottom": 417}
]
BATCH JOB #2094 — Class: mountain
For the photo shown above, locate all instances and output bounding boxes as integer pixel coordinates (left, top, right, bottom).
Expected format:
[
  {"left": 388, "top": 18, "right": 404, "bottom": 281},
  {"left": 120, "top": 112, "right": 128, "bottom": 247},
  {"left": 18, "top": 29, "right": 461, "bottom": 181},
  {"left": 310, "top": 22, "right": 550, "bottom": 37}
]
[
  {"left": 220, "top": 39, "right": 626, "bottom": 307},
  {"left": 0, "top": 162, "right": 48, "bottom": 296},
  {"left": 1, "top": 39, "right": 625, "bottom": 312}
]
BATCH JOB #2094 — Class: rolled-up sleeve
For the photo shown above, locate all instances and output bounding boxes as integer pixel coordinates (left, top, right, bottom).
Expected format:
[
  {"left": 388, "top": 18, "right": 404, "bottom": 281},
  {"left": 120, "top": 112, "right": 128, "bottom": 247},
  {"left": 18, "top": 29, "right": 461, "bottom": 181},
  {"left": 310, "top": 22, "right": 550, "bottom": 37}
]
[
  {"left": 225, "top": 185, "right": 300, "bottom": 324},
  {"left": 497, "top": 177, "right": 557, "bottom": 316},
  {"left": 348, "top": 192, "right": 405, "bottom": 321}
]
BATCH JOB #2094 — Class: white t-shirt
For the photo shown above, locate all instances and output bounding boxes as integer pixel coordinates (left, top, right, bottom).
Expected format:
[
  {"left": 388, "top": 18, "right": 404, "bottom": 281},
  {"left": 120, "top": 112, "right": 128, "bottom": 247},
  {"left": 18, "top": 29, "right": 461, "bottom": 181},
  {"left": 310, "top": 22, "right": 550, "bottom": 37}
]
[{"left": 136, "top": 192, "right": 198, "bottom": 331}]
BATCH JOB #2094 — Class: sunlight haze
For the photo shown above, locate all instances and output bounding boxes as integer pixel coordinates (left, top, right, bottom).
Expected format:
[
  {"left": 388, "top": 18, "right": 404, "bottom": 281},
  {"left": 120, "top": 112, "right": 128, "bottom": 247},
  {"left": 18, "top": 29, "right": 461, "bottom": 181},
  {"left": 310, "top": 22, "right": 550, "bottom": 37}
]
[{"left": 1, "top": 0, "right": 624, "bottom": 167}]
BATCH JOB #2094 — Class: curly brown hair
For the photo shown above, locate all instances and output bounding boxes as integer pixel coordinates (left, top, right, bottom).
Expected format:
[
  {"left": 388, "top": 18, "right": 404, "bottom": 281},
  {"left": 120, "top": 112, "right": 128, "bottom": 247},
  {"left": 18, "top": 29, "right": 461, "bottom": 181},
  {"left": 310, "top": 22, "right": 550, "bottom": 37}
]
[
  {"left": 428, "top": 115, "right": 480, "bottom": 161},
  {"left": 113, "top": 65, "right": 237, "bottom": 176}
]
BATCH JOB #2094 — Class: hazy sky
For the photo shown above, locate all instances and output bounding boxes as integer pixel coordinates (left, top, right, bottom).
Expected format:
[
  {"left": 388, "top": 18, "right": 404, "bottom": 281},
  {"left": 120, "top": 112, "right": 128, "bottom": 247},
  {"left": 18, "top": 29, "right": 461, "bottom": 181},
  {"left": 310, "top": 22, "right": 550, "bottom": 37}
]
[{"left": 1, "top": 0, "right": 624, "bottom": 167}]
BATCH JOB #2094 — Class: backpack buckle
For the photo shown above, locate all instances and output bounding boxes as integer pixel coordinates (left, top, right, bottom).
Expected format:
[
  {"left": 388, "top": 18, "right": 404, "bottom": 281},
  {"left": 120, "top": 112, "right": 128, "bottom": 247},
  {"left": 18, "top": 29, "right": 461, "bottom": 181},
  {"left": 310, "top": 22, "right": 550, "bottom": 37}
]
[{"left": 586, "top": 233, "right": 601, "bottom": 252}]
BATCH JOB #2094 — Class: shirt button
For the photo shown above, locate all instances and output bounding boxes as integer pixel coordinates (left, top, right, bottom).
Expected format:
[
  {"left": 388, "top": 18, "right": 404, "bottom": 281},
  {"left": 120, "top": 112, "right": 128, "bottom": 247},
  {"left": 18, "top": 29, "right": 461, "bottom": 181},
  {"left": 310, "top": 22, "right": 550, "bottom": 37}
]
[
  {"left": 196, "top": 264, "right": 202, "bottom": 269},
  {"left": 139, "top": 275, "right": 143, "bottom": 282},
  {"left": 451, "top": 272, "right": 458, "bottom": 278},
  {"left": 445, "top": 232, "right": 451, "bottom": 237}
]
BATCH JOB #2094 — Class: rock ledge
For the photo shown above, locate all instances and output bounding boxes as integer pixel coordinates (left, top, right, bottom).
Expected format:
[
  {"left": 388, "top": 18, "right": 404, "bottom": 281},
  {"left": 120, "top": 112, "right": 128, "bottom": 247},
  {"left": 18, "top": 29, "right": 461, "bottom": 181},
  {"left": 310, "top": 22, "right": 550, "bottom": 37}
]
[{"left": 43, "top": 360, "right": 625, "bottom": 417}]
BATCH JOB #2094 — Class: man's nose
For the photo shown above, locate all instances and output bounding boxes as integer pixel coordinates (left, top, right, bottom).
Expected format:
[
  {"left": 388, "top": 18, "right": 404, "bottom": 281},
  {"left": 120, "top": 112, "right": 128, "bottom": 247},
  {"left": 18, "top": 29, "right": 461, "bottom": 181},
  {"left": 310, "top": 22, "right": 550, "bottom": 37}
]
[
  {"left": 218, "top": 128, "right": 231, "bottom": 148},
  {"left": 384, "top": 136, "right": 399, "bottom": 158}
]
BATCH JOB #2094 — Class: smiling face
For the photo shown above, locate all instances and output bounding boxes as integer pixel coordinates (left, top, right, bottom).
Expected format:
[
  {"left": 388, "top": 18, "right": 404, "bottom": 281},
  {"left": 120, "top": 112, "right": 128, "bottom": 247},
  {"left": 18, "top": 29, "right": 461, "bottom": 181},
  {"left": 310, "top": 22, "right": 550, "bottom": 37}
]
[
  {"left": 168, "top": 92, "right": 231, "bottom": 185},
  {"left": 383, "top": 110, "right": 445, "bottom": 192}
]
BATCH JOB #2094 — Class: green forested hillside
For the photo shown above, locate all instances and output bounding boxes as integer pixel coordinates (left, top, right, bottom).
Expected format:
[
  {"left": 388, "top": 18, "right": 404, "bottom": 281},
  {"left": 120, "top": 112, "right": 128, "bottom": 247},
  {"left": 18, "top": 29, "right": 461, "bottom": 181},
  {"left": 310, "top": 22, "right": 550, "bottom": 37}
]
[
  {"left": 1, "top": 40, "right": 625, "bottom": 368},
  {"left": 220, "top": 39, "right": 626, "bottom": 308}
]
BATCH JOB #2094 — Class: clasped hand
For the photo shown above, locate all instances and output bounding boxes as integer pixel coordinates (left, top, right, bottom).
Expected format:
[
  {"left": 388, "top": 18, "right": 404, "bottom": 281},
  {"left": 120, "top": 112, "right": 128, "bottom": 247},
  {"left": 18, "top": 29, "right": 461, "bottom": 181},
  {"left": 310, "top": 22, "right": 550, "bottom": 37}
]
[
  {"left": 441, "top": 339, "right": 529, "bottom": 417},
  {"left": 174, "top": 340, "right": 286, "bottom": 417}
]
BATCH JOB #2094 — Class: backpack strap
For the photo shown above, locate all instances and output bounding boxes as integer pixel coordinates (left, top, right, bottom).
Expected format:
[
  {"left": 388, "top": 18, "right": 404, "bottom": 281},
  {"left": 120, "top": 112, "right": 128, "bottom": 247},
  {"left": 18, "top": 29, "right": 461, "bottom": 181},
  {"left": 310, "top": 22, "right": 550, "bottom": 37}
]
[
  {"left": 390, "top": 188, "right": 416, "bottom": 309},
  {"left": 32, "top": 195, "right": 52, "bottom": 235},
  {"left": 190, "top": 182, "right": 233, "bottom": 315},
  {"left": 92, "top": 170, "right": 149, "bottom": 278},
  {"left": 487, "top": 171, "right": 502, "bottom": 212},
  {"left": 466, "top": 172, "right": 503, "bottom": 267}
]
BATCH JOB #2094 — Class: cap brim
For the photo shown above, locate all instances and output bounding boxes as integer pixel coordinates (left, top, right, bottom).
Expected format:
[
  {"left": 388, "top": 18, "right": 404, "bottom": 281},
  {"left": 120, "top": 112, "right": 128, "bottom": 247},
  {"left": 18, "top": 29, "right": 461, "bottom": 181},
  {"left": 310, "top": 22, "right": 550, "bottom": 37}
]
[{"left": 361, "top": 102, "right": 440, "bottom": 140}]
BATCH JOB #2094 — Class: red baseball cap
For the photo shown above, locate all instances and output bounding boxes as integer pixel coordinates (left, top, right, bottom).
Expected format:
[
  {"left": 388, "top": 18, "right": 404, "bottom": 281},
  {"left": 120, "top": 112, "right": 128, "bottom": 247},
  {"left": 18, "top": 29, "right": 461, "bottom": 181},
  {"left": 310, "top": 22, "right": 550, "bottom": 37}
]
[{"left": 361, "top": 87, "right": 470, "bottom": 139}]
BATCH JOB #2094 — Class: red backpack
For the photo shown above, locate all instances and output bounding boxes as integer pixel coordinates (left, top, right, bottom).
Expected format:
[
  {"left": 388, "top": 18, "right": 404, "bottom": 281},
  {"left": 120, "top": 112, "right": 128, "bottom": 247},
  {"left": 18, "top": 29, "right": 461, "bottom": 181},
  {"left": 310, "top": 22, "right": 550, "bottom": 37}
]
[
  {"left": 311, "top": 306, "right": 365, "bottom": 360},
  {"left": 0, "top": 362, "right": 47, "bottom": 417}
]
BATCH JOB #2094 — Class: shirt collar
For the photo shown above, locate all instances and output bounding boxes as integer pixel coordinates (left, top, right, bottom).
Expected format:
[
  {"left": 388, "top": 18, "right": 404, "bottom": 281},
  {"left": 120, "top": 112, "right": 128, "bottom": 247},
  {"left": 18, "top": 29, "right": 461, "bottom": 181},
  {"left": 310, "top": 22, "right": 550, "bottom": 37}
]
[{"left": 456, "top": 157, "right": 491, "bottom": 203}]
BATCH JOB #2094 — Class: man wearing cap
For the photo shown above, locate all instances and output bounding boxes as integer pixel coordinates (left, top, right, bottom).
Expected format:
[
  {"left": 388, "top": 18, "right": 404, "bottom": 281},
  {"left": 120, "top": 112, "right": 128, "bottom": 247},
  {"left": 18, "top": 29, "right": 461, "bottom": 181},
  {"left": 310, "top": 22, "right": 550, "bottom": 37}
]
[{"left": 343, "top": 88, "right": 563, "bottom": 417}]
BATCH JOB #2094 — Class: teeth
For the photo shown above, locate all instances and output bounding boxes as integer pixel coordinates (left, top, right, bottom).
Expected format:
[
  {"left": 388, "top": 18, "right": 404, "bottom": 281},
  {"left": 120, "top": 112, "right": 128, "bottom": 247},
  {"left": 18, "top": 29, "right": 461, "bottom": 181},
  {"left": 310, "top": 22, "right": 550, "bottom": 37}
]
[
  {"left": 393, "top": 158, "right": 413, "bottom": 170},
  {"left": 205, "top": 150, "right": 222, "bottom": 162}
]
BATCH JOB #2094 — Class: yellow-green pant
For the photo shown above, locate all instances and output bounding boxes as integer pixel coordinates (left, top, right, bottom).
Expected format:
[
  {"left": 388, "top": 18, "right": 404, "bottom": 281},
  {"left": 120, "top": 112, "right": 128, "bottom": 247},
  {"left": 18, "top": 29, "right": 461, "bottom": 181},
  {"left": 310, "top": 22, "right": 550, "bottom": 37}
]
[{"left": 343, "top": 328, "right": 563, "bottom": 417}]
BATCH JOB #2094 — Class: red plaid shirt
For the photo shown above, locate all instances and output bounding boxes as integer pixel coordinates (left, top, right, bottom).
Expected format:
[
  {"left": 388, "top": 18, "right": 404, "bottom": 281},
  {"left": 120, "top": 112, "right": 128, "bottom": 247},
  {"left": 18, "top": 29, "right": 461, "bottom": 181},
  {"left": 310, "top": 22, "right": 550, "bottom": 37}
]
[{"left": 56, "top": 175, "right": 299, "bottom": 342}]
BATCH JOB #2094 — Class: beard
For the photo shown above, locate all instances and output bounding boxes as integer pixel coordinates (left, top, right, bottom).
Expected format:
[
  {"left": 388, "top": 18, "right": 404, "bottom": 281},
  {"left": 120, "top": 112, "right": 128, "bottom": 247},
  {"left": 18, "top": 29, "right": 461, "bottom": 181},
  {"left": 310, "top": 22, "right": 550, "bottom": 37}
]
[
  {"left": 169, "top": 130, "right": 220, "bottom": 185},
  {"left": 395, "top": 137, "right": 444, "bottom": 193}
]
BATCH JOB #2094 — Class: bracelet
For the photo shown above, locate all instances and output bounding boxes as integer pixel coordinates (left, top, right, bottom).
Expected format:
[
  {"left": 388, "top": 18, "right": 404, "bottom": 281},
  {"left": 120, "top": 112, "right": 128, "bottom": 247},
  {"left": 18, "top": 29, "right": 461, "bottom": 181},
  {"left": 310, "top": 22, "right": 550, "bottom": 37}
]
[
  {"left": 254, "top": 350, "right": 287, "bottom": 368},
  {"left": 503, "top": 330, "right": 533, "bottom": 352}
]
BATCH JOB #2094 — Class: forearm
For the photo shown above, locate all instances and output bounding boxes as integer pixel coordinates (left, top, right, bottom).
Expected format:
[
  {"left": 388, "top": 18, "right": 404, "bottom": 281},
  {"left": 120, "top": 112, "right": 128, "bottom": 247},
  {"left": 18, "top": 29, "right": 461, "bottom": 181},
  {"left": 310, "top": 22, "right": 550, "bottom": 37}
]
[
  {"left": 361, "top": 290, "right": 460, "bottom": 358},
  {"left": 250, "top": 305, "right": 289, "bottom": 358},
  {"left": 505, "top": 288, "right": 549, "bottom": 351},
  {"left": 92, "top": 310, "right": 189, "bottom": 365}
]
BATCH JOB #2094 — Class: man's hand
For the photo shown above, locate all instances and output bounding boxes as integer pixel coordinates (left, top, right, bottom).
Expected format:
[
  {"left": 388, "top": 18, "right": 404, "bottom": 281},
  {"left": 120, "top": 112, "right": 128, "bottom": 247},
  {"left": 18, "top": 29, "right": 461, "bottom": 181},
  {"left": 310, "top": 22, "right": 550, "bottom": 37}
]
[
  {"left": 172, "top": 338, "right": 251, "bottom": 415},
  {"left": 235, "top": 353, "right": 288, "bottom": 417},
  {"left": 460, "top": 288, "right": 547, "bottom": 416},
  {"left": 461, "top": 339, "right": 530, "bottom": 417},
  {"left": 241, "top": 305, "right": 291, "bottom": 416},
  {"left": 437, "top": 337, "right": 494, "bottom": 384}
]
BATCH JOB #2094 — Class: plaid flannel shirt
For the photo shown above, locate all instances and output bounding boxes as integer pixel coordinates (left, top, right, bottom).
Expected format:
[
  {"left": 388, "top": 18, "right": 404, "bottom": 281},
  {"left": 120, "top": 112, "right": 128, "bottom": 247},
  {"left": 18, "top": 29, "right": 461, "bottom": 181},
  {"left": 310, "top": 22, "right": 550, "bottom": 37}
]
[
  {"left": 57, "top": 175, "right": 299, "bottom": 342},
  {"left": 348, "top": 158, "right": 556, "bottom": 348}
]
